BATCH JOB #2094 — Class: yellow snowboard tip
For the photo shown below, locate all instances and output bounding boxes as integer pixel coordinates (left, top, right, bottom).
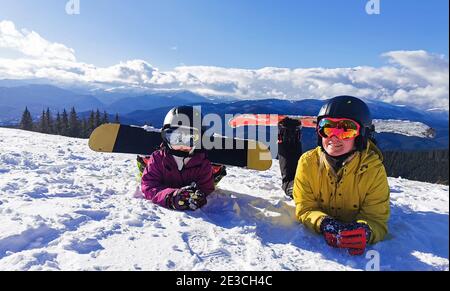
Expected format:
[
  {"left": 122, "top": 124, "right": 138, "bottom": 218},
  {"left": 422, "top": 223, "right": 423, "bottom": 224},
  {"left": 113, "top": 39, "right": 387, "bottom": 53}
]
[{"left": 88, "top": 123, "right": 120, "bottom": 152}]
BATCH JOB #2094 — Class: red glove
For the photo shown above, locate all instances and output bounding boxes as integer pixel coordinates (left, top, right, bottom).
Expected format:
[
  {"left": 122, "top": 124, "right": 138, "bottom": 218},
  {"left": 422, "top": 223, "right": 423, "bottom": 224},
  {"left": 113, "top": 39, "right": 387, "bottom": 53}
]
[
  {"left": 324, "top": 232, "right": 338, "bottom": 248},
  {"left": 338, "top": 228, "right": 368, "bottom": 256},
  {"left": 320, "top": 217, "right": 371, "bottom": 256},
  {"left": 320, "top": 217, "right": 343, "bottom": 248}
]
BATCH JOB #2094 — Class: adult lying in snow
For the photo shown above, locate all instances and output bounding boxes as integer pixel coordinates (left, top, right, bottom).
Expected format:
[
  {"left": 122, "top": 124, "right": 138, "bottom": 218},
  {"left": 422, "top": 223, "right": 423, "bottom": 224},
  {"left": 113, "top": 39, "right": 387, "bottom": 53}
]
[
  {"left": 280, "top": 96, "right": 390, "bottom": 256},
  {"left": 140, "top": 106, "right": 216, "bottom": 211}
]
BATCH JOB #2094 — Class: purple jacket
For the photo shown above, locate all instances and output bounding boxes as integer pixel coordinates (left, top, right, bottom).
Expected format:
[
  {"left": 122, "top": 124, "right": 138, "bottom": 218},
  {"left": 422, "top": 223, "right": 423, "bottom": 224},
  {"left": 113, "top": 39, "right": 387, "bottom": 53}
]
[{"left": 141, "top": 149, "right": 215, "bottom": 208}]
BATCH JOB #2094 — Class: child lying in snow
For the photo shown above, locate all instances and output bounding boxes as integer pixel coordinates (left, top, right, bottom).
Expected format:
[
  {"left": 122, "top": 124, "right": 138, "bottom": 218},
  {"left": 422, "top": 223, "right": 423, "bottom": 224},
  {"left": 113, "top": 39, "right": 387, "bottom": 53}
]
[{"left": 140, "top": 106, "right": 217, "bottom": 211}]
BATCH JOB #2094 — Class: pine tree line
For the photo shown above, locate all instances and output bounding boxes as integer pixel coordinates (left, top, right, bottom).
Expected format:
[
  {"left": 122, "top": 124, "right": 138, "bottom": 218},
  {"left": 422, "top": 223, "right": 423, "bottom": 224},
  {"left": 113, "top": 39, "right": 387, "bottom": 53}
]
[
  {"left": 19, "top": 107, "right": 120, "bottom": 138},
  {"left": 383, "top": 149, "right": 449, "bottom": 185}
]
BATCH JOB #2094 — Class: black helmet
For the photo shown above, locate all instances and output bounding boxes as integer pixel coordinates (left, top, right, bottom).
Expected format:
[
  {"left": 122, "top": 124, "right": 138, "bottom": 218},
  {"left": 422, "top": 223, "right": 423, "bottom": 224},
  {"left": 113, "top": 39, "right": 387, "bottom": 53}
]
[
  {"left": 317, "top": 96, "right": 374, "bottom": 151},
  {"left": 161, "top": 106, "right": 203, "bottom": 156},
  {"left": 162, "top": 106, "right": 203, "bottom": 131}
]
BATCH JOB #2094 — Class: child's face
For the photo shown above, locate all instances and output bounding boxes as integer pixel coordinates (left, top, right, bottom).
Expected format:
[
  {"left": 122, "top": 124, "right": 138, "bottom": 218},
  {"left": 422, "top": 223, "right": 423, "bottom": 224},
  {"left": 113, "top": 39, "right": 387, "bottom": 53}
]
[
  {"left": 322, "top": 135, "right": 355, "bottom": 157},
  {"left": 171, "top": 145, "right": 193, "bottom": 152}
]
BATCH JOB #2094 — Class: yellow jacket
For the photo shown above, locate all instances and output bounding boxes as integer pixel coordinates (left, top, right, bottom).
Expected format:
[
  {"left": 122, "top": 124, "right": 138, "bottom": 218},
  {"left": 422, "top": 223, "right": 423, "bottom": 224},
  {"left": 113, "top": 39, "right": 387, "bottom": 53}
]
[{"left": 293, "top": 141, "right": 390, "bottom": 244}]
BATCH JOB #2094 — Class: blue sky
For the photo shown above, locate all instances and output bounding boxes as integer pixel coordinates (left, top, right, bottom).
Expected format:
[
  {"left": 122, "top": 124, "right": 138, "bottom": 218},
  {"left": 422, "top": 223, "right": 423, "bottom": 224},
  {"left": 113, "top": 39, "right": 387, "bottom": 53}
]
[{"left": 0, "top": 0, "right": 448, "bottom": 70}]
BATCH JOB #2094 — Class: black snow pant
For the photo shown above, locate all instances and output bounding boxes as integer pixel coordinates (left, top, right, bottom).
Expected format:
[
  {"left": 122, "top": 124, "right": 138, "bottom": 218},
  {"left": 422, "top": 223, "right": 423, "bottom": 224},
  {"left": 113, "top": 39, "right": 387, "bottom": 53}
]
[{"left": 277, "top": 118, "right": 303, "bottom": 198}]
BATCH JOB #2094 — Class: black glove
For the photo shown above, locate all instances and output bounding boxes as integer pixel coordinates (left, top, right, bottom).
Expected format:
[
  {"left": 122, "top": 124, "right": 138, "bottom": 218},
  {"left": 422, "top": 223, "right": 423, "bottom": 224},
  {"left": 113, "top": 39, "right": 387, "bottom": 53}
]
[{"left": 168, "top": 183, "right": 207, "bottom": 211}]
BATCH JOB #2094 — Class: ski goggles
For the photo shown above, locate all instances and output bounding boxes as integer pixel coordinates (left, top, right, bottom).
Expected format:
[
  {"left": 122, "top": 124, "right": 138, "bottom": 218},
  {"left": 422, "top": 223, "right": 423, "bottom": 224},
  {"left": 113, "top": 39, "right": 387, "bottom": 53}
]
[
  {"left": 162, "top": 127, "right": 200, "bottom": 147},
  {"left": 317, "top": 118, "right": 361, "bottom": 140}
]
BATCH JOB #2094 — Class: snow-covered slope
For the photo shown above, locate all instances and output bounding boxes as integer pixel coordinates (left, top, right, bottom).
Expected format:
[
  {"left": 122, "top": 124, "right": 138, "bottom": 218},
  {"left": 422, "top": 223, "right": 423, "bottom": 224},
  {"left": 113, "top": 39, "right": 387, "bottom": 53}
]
[{"left": 0, "top": 128, "right": 448, "bottom": 271}]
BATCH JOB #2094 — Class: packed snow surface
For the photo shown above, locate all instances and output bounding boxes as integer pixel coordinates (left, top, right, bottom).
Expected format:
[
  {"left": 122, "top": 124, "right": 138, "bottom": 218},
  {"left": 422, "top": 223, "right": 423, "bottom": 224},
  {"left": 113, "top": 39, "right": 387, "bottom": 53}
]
[{"left": 0, "top": 128, "right": 448, "bottom": 270}]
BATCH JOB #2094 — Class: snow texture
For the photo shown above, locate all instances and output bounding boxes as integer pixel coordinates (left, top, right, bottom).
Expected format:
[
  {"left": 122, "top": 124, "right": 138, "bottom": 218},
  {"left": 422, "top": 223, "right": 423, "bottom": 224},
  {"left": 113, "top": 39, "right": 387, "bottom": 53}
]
[{"left": 0, "top": 128, "right": 448, "bottom": 271}]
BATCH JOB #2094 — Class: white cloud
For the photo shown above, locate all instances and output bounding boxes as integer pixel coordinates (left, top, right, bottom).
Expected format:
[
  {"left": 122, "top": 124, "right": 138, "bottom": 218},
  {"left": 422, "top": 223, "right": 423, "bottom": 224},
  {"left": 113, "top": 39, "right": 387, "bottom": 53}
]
[
  {"left": 383, "top": 50, "right": 448, "bottom": 86},
  {"left": 0, "top": 20, "right": 448, "bottom": 110},
  {"left": 0, "top": 20, "right": 75, "bottom": 61}
]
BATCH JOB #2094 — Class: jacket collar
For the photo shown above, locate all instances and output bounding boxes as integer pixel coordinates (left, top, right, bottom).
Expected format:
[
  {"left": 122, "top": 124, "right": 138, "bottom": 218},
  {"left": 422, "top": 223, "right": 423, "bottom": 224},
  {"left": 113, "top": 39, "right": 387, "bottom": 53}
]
[
  {"left": 319, "top": 140, "right": 383, "bottom": 177},
  {"left": 162, "top": 148, "right": 206, "bottom": 169},
  {"left": 320, "top": 150, "right": 358, "bottom": 178}
]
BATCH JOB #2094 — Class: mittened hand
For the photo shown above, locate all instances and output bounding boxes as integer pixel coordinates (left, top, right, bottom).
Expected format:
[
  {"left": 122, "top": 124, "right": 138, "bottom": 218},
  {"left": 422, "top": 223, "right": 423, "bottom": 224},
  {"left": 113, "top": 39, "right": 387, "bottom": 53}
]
[
  {"left": 186, "top": 190, "right": 207, "bottom": 210},
  {"left": 320, "top": 216, "right": 345, "bottom": 248},
  {"left": 179, "top": 182, "right": 199, "bottom": 193},
  {"left": 169, "top": 183, "right": 207, "bottom": 211},
  {"left": 337, "top": 223, "right": 372, "bottom": 256},
  {"left": 320, "top": 217, "right": 372, "bottom": 256},
  {"left": 338, "top": 228, "right": 367, "bottom": 256},
  {"left": 170, "top": 190, "right": 193, "bottom": 210}
]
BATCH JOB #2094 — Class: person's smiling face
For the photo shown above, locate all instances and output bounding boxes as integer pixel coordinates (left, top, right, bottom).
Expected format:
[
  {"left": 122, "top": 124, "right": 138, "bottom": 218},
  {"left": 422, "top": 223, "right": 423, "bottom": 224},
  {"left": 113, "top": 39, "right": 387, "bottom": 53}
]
[{"left": 322, "top": 135, "right": 355, "bottom": 157}]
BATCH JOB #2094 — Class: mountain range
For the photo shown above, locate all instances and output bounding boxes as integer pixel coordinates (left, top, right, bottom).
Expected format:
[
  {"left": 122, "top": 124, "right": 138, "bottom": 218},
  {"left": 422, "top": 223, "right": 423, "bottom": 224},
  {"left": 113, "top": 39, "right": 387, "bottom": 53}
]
[
  {"left": 0, "top": 82, "right": 217, "bottom": 122},
  {"left": 0, "top": 80, "right": 448, "bottom": 151}
]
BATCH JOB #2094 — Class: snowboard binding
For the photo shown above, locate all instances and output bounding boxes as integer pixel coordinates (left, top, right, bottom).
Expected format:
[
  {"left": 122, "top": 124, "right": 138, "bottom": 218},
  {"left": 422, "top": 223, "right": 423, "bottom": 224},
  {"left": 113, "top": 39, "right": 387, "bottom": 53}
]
[
  {"left": 212, "top": 163, "right": 227, "bottom": 186},
  {"left": 137, "top": 155, "right": 151, "bottom": 177}
]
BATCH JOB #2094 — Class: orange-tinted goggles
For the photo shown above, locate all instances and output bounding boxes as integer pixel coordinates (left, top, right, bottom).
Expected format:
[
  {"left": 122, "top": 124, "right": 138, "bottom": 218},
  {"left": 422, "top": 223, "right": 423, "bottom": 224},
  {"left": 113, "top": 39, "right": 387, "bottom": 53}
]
[{"left": 317, "top": 118, "right": 361, "bottom": 140}]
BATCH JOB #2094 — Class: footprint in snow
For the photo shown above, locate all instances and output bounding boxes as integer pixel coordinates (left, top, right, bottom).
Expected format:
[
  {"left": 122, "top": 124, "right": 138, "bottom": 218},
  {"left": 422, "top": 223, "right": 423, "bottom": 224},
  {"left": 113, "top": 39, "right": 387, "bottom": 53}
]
[{"left": 182, "top": 230, "right": 231, "bottom": 262}]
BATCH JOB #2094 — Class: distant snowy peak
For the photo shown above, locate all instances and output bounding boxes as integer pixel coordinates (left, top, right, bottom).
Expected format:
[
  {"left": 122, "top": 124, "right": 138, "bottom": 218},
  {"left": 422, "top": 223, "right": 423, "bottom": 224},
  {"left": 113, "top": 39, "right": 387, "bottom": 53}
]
[
  {"left": 427, "top": 108, "right": 447, "bottom": 112},
  {"left": 373, "top": 119, "right": 436, "bottom": 138}
]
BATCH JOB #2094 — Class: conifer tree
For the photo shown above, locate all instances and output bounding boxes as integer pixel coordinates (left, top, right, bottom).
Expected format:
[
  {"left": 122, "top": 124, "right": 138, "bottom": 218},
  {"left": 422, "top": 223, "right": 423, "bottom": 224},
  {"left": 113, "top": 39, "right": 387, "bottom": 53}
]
[
  {"left": 46, "top": 108, "right": 53, "bottom": 134},
  {"left": 61, "top": 109, "right": 69, "bottom": 136},
  {"left": 68, "top": 107, "right": 80, "bottom": 137},
  {"left": 88, "top": 110, "right": 95, "bottom": 132},
  {"left": 19, "top": 107, "right": 34, "bottom": 131},
  {"left": 55, "top": 112, "right": 62, "bottom": 135},
  {"left": 94, "top": 109, "right": 101, "bottom": 128},
  {"left": 102, "top": 111, "right": 109, "bottom": 124},
  {"left": 39, "top": 110, "right": 47, "bottom": 133}
]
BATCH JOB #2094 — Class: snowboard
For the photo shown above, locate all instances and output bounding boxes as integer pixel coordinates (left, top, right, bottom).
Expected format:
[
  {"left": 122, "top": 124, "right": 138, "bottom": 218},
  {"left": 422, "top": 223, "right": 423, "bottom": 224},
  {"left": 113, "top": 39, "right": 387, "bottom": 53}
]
[
  {"left": 228, "top": 114, "right": 436, "bottom": 139},
  {"left": 88, "top": 123, "right": 272, "bottom": 171},
  {"left": 229, "top": 114, "right": 317, "bottom": 128}
]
